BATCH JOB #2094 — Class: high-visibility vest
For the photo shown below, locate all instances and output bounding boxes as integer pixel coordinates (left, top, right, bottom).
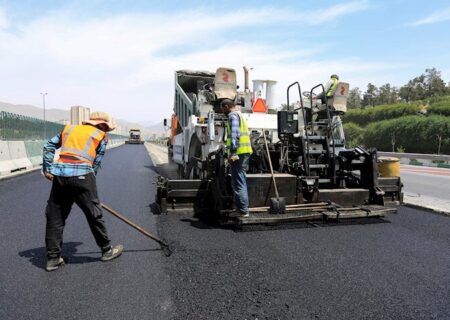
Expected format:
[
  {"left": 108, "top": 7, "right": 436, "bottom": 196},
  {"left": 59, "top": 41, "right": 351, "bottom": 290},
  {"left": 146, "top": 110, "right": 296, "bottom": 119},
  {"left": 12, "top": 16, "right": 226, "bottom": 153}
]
[
  {"left": 57, "top": 125, "right": 105, "bottom": 165},
  {"left": 226, "top": 111, "right": 253, "bottom": 155},
  {"left": 326, "top": 77, "right": 339, "bottom": 97}
]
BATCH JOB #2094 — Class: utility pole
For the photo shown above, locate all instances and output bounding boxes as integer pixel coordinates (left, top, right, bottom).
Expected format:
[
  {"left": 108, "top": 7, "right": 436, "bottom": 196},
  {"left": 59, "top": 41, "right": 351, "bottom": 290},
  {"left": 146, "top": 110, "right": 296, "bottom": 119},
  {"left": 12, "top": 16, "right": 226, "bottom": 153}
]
[{"left": 40, "top": 92, "right": 48, "bottom": 139}]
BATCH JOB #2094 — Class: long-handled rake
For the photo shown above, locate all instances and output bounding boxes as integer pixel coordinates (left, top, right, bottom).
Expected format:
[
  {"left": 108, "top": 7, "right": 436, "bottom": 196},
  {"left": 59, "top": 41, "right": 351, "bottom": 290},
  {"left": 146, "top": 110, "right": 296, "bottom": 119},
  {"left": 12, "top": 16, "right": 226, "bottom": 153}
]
[{"left": 101, "top": 203, "right": 173, "bottom": 257}]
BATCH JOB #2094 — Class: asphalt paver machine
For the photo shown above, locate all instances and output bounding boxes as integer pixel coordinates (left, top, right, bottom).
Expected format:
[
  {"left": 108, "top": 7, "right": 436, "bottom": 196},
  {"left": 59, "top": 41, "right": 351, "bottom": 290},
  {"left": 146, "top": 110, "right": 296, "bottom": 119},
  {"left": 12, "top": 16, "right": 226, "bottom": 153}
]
[
  {"left": 126, "top": 129, "right": 144, "bottom": 144},
  {"left": 156, "top": 67, "right": 403, "bottom": 226}
]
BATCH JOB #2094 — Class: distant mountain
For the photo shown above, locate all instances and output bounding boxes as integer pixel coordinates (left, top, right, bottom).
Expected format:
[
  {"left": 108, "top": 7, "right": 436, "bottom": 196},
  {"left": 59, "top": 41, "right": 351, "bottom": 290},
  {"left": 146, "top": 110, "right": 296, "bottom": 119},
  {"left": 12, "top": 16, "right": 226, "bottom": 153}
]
[
  {"left": 0, "top": 101, "right": 166, "bottom": 138},
  {"left": 0, "top": 101, "right": 70, "bottom": 122},
  {"left": 146, "top": 121, "right": 165, "bottom": 133},
  {"left": 138, "top": 120, "right": 157, "bottom": 127}
]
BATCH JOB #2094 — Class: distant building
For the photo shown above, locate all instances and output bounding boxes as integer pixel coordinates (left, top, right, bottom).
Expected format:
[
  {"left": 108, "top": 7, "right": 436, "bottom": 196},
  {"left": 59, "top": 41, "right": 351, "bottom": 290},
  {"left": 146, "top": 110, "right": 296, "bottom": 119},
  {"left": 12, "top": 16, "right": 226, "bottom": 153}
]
[{"left": 70, "top": 106, "right": 90, "bottom": 125}]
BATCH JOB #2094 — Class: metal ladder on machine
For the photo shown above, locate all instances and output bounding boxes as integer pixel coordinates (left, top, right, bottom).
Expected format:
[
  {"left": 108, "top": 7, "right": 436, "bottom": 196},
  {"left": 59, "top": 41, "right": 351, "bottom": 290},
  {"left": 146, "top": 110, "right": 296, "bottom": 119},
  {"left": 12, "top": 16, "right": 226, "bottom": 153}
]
[
  {"left": 307, "top": 84, "right": 337, "bottom": 186},
  {"left": 286, "top": 82, "right": 336, "bottom": 186}
]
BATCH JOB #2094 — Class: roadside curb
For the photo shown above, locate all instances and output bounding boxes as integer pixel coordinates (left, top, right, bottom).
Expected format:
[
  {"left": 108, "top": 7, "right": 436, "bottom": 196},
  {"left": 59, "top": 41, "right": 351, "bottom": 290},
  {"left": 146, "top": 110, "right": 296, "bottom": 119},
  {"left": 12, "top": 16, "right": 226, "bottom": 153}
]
[
  {"left": 403, "top": 201, "right": 450, "bottom": 216},
  {"left": 0, "top": 166, "right": 42, "bottom": 181},
  {"left": 145, "top": 142, "right": 169, "bottom": 166}
]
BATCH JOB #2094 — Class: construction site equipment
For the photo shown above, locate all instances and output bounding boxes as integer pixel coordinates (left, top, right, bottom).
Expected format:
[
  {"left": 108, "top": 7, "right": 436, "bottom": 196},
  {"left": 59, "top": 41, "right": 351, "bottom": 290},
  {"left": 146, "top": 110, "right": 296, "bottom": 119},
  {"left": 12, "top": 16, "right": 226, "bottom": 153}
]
[
  {"left": 156, "top": 67, "right": 403, "bottom": 226},
  {"left": 263, "top": 130, "right": 286, "bottom": 214},
  {"left": 125, "top": 129, "right": 144, "bottom": 144},
  {"left": 378, "top": 157, "right": 400, "bottom": 177},
  {"left": 101, "top": 203, "right": 173, "bottom": 256}
]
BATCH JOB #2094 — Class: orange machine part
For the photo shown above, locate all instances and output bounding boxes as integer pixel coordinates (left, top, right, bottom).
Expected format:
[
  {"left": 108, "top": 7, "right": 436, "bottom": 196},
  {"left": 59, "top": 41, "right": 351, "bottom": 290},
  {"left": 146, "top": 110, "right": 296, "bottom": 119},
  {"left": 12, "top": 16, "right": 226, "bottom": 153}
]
[
  {"left": 252, "top": 98, "right": 268, "bottom": 113},
  {"left": 170, "top": 114, "right": 178, "bottom": 145}
]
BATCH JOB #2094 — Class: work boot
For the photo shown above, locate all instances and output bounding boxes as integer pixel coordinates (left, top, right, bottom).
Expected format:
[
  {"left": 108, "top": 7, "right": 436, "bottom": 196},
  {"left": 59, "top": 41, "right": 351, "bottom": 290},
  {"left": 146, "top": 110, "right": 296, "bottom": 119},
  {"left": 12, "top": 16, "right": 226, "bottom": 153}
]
[
  {"left": 229, "top": 210, "right": 249, "bottom": 218},
  {"left": 46, "top": 257, "right": 65, "bottom": 272},
  {"left": 101, "top": 244, "right": 124, "bottom": 262}
]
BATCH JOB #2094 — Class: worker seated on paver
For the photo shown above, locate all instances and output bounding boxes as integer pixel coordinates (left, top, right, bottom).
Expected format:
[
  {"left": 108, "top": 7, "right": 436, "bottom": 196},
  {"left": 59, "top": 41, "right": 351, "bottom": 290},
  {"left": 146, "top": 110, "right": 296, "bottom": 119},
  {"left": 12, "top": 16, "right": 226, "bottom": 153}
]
[
  {"left": 316, "top": 74, "right": 340, "bottom": 107},
  {"left": 314, "top": 74, "right": 344, "bottom": 120}
]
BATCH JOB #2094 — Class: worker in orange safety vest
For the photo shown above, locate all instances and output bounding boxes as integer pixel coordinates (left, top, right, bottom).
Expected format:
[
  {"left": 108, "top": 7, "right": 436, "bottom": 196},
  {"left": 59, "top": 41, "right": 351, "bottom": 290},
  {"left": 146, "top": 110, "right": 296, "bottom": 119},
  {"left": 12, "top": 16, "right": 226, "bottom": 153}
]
[{"left": 42, "top": 111, "right": 123, "bottom": 271}]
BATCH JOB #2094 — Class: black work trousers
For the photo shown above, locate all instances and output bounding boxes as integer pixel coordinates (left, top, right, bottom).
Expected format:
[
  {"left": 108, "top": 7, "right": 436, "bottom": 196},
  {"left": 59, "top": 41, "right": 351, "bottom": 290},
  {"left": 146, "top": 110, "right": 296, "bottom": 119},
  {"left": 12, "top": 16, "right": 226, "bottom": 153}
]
[{"left": 45, "top": 173, "right": 111, "bottom": 259}]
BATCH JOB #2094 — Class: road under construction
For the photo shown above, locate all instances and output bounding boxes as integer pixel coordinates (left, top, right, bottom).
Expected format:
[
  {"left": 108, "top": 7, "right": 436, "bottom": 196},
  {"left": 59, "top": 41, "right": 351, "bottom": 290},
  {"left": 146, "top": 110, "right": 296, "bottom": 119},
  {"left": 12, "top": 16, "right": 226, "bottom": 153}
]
[
  {"left": 1, "top": 67, "right": 449, "bottom": 319},
  {"left": 1, "top": 144, "right": 449, "bottom": 319}
]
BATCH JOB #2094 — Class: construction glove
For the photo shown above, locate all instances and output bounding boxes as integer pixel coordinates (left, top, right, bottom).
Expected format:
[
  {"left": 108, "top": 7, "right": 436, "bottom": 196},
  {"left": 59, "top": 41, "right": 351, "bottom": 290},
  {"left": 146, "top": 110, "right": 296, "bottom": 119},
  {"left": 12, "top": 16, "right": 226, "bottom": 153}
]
[{"left": 229, "top": 155, "right": 239, "bottom": 163}]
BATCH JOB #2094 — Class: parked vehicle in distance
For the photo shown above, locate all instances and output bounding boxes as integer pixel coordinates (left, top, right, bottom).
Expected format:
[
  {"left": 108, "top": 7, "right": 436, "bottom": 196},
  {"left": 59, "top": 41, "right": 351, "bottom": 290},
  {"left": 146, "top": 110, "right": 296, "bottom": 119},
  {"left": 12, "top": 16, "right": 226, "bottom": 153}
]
[{"left": 125, "top": 129, "right": 144, "bottom": 144}]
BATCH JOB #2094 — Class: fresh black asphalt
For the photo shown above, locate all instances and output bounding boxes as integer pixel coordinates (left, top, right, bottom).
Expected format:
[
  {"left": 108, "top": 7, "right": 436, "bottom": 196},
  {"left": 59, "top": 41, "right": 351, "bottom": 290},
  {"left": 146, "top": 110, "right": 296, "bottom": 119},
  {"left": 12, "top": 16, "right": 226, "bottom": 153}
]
[
  {"left": 0, "top": 145, "right": 172, "bottom": 320},
  {"left": 1, "top": 144, "right": 449, "bottom": 319}
]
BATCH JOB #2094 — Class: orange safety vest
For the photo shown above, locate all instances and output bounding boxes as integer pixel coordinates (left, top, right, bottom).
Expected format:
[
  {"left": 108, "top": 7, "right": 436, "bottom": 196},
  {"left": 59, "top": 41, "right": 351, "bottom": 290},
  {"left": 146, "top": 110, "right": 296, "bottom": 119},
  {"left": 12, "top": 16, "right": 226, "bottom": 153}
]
[{"left": 57, "top": 125, "right": 106, "bottom": 165}]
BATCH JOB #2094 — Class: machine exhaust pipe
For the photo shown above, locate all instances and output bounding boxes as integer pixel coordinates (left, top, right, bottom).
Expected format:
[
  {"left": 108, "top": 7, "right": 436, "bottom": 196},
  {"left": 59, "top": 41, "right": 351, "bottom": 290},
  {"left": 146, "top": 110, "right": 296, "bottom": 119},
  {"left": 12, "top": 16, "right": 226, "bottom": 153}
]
[{"left": 243, "top": 66, "right": 250, "bottom": 91}]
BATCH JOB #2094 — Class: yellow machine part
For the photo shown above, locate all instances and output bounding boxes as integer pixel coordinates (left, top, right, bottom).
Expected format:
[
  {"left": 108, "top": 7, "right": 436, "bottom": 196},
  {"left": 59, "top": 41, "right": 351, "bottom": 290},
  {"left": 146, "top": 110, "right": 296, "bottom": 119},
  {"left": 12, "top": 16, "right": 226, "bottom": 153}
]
[{"left": 378, "top": 157, "right": 400, "bottom": 177}]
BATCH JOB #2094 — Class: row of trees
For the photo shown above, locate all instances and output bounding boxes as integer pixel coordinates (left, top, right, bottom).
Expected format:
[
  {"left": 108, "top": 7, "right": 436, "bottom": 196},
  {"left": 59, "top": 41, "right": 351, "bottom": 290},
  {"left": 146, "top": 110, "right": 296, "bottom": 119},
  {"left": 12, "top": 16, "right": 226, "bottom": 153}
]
[
  {"left": 344, "top": 116, "right": 450, "bottom": 154},
  {"left": 347, "top": 68, "right": 449, "bottom": 109},
  {"left": 342, "top": 96, "right": 450, "bottom": 154}
]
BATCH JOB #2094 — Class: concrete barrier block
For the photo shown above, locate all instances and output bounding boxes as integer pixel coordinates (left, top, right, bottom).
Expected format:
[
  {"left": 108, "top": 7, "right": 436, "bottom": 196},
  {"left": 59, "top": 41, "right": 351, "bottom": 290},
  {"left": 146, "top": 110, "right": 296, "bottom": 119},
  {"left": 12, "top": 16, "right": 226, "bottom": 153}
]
[
  {"left": 29, "top": 156, "right": 43, "bottom": 166},
  {"left": 24, "top": 141, "right": 45, "bottom": 166},
  {"left": 0, "top": 141, "right": 15, "bottom": 176},
  {"left": 8, "top": 141, "right": 28, "bottom": 158},
  {"left": 0, "top": 161, "right": 16, "bottom": 176},
  {"left": 0, "top": 141, "right": 11, "bottom": 162},
  {"left": 8, "top": 141, "right": 33, "bottom": 170},
  {"left": 12, "top": 157, "right": 33, "bottom": 170}
]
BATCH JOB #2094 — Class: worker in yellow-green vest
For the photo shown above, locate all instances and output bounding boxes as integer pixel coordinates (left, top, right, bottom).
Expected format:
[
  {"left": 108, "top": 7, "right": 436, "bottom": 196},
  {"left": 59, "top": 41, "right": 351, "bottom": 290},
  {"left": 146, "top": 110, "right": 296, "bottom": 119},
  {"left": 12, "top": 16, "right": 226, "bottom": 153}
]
[
  {"left": 221, "top": 99, "right": 253, "bottom": 217},
  {"left": 317, "top": 74, "right": 340, "bottom": 105},
  {"left": 326, "top": 74, "right": 339, "bottom": 97}
]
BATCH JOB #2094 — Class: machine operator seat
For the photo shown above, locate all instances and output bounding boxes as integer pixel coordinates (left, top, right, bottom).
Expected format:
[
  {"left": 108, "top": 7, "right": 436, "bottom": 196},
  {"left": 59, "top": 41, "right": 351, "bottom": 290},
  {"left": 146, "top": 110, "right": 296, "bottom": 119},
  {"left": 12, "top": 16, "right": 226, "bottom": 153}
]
[
  {"left": 326, "top": 81, "right": 350, "bottom": 114},
  {"left": 213, "top": 68, "right": 237, "bottom": 101},
  {"left": 313, "top": 81, "right": 350, "bottom": 121}
]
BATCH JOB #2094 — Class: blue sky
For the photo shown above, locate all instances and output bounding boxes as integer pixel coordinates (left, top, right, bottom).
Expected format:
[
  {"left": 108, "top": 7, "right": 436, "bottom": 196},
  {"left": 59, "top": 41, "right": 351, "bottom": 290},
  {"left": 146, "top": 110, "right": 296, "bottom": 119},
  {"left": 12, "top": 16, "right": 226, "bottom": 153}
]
[{"left": 0, "top": 0, "right": 449, "bottom": 123}]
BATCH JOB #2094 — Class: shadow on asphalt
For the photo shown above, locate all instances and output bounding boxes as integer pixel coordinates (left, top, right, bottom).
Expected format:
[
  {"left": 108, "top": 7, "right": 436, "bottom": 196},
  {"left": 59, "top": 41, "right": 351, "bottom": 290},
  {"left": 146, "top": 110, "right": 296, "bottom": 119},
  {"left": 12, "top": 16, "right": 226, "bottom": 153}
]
[
  {"left": 19, "top": 242, "right": 98, "bottom": 270},
  {"left": 180, "top": 218, "right": 224, "bottom": 230},
  {"left": 75, "top": 249, "right": 161, "bottom": 254},
  {"left": 178, "top": 216, "right": 390, "bottom": 232},
  {"left": 149, "top": 202, "right": 160, "bottom": 215},
  {"left": 19, "top": 242, "right": 163, "bottom": 270}
]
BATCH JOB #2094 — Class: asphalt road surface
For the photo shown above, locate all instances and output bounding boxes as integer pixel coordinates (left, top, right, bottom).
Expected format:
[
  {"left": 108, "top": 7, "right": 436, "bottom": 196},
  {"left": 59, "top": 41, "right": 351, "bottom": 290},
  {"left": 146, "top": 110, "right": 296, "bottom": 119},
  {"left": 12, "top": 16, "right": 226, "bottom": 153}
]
[
  {"left": 401, "top": 164, "right": 450, "bottom": 213},
  {"left": 0, "top": 145, "right": 173, "bottom": 320},
  {"left": 401, "top": 165, "right": 450, "bottom": 199},
  {"left": 1, "top": 145, "right": 449, "bottom": 319}
]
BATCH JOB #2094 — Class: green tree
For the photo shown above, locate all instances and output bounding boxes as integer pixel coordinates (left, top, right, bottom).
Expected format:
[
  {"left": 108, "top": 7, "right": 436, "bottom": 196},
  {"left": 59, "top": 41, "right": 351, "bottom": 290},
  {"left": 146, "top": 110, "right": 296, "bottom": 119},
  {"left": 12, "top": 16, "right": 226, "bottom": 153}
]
[
  {"left": 343, "top": 122, "right": 364, "bottom": 147},
  {"left": 363, "top": 115, "right": 450, "bottom": 154},
  {"left": 424, "top": 68, "right": 446, "bottom": 97},
  {"left": 390, "top": 86, "right": 399, "bottom": 103},
  {"left": 399, "top": 84, "right": 413, "bottom": 102},
  {"left": 423, "top": 116, "right": 449, "bottom": 154},
  {"left": 362, "top": 83, "right": 378, "bottom": 107},
  {"left": 378, "top": 83, "right": 393, "bottom": 104},
  {"left": 347, "top": 87, "right": 362, "bottom": 109},
  {"left": 410, "top": 74, "right": 427, "bottom": 100}
]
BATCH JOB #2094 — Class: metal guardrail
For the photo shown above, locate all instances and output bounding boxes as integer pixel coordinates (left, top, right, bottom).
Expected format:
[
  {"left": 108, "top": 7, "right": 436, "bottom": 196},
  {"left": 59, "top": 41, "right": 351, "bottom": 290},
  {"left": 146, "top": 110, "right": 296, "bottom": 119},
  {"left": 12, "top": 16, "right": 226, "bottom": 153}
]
[
  {"left": 378, "top": 151, "right": 450, "bottom": 161},
  {"left": 0, "top": 111, "right": 64, "bottom": 141},
  {"left": 0, "top": 110, "right": 128, "bottom": 142}
]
